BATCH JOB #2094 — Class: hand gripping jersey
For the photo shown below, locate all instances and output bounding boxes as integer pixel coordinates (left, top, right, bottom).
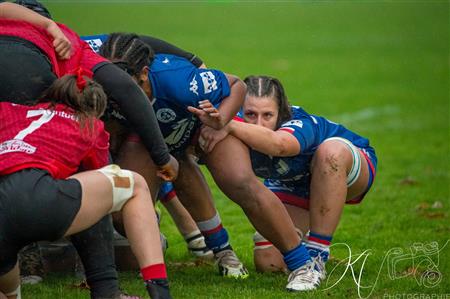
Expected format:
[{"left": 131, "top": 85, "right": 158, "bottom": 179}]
[
  {"left": 0, "top": 20, "right": 108, "bottom": 77},
  {"left": 82, "top": 34, "right": 231, "bottom": 152},
  {"left": 246, "top": 106, "right": 377, "bottom": 204},
  {"left": 0, "top": 102, "right": 109, "bottom": 179}
]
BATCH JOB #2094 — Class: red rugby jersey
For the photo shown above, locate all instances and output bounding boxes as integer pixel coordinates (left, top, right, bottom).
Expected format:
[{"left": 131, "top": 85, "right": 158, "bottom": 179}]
[
  {"left": 0, "top": 19, "right": 108, "bottom": 77},
  {"left": 0, "top": 102, "right": 109, "bottom": 179}
]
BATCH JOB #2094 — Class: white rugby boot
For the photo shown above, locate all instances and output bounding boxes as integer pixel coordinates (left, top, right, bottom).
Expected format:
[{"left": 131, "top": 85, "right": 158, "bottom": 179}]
[
  {"left": 214, "top": 249, "right": 249, "bottom": 279},
  {"left": 286, "top": 261, "right": 321, "bottom": 291}
]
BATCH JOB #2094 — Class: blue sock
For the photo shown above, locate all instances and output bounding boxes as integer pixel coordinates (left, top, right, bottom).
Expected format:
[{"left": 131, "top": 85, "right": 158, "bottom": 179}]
[
  {"left": 202, "top": 226, "right": 231, "bottom": 253},
  {"left": 197, "top": 214, "right": 231, "bottom": 253},
  {"left": 283, "top": 243, "right": 311, "bottom": 271},
  {"left": 306, "top": 232, "right": 332, "bottom": 262}
]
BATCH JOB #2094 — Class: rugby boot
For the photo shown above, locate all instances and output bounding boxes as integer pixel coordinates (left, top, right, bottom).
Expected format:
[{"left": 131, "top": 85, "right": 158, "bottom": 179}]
[
  {"left": 214, "top": 249, "right": 249, "bottom": 279},
  {"left": 286, "top": 261, "right": 321, "bottom": 291},
  {"left": 145, "top": 279, "right": 172, "bottom": 299}
]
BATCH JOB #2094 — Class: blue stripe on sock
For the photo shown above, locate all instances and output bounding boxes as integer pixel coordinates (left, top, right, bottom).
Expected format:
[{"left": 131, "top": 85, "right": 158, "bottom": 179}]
[
  {"left": 283, "top": 243, "right": 311, "bottom": 271},
  {"left": 203, "top": 227, "right": 230, "bottom": 253}
]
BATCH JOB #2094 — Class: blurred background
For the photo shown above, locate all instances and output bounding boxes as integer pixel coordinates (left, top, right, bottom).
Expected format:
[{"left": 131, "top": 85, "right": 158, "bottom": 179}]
[{"left": 27, "top": 1, "right": 449, "bottom": 298}]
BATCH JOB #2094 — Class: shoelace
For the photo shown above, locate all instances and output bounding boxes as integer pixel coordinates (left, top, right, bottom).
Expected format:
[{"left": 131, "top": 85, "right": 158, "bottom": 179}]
[
  {"left": 215, "top": 250, "right": 241, "bottom": 267},
  {"left": 312, "top": 255, "right": 326, "bottom": 274},
  {"left": 288, "top": 262, "right": 318, "bottom": 284}
]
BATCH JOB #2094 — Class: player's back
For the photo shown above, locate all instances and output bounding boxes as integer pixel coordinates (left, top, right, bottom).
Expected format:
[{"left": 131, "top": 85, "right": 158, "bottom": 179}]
[
  {"left": 0, "top": 102, "right": 109, "bottom": 179},
  {"left": 0, "top": 20, "right": 107, "bottom": 77}
]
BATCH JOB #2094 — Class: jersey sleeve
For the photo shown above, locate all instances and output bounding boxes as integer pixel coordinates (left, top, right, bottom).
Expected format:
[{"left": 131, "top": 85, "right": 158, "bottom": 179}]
[
  {"left": 79, "top": 40, "right": 110, "bottom": 72},
  {"left": 192, "top": 69, "right": 230, "bottom": 106},
  {"left": 278, "top": 118, "right": 316, "bottom": 153},
  {"left": 81, "top": 121, "right": 110, "bottom": 170}
]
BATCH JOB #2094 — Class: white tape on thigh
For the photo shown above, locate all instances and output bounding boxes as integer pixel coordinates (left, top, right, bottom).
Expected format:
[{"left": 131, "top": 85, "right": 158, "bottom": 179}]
[
  {"left": 5, "top": 285, "right": 21, "bottom": 299},
  {"left": 97, "top": 165, "right": 135, "bottom": 213},
  {"left": 323, "top": 137, "right": 361, "bottom": 187}
]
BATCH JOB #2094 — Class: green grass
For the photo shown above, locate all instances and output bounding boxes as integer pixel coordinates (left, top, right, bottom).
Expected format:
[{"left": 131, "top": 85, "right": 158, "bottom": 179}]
[{"left": 24, "top": 1, "right": 450, "bottom": 298}]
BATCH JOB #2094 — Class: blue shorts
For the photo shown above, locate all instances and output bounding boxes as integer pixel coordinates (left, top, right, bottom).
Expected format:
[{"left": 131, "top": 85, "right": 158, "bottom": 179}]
[{"left": 266, "top": 146, "right": 377, "bottom": 210}]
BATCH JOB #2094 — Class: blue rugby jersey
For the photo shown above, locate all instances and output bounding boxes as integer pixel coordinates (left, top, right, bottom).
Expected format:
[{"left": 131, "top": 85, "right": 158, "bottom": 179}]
[
  {"left": 149, "top": 54, "right": 230, "bottom": 152},
  {"left": 82, "top": 34, "right": 231, "bottom": 152},
  {"left": 246, "top": 106, "right": 377, "bottom": 195}
]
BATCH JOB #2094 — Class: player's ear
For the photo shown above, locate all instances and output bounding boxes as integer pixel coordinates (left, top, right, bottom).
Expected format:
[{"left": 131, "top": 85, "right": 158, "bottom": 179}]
[{"left": 138, "top": 66, "right": 149, "bottom": 84}]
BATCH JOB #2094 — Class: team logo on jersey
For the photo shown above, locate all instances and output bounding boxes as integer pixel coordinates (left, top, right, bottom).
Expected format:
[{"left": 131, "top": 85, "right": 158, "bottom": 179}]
[
  {"left": 156, "top": 108, "right": 177, "bottom": 123},
  {"left": 162, "top": 57, "right": 170, "bottom": 64},
  {"left": 190, "top": 77, "right": 199, "bottom": 96},
  {"left": 282, "top": 120, "right": 303, "bottom": 129},
  {"left": 199, "top": 71, "right": 218, "bottom": 94},
  {"left": 86, "top": 39, "right": 103, "bottom": 53},
  {"left": 164, "top": 117, "right": 195, "bottom": 147}
]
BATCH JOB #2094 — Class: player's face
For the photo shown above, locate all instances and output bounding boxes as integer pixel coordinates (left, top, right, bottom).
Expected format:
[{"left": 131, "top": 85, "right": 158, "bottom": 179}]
[{"left": 243, "top": 95, "right": 279, "bottom": 131}]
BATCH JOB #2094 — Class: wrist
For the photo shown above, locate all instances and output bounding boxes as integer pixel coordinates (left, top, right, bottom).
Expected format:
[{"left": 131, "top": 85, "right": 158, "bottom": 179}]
[
  {"left": 44, "top": 20, "right": 57, "bottom": 31},
  {"left": 227, "top": 121, "right": 236, "bottom": 134}
]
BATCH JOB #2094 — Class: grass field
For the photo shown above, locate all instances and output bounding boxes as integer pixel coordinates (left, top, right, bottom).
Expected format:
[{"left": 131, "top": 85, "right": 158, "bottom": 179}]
[{"left": 23, "top": 1, "right": 449, "bottom": 298}]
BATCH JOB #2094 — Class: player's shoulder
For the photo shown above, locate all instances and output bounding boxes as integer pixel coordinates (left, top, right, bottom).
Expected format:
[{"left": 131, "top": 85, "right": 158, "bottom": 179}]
[
  {"left": 81, "top": 34, "right": 109, "bottom": 53},
  {"left": 280, "top": 106, "right": 311, "bottom": 129},
  {"left": 151, "top": 54, "right": 193, "bottom": 71}
]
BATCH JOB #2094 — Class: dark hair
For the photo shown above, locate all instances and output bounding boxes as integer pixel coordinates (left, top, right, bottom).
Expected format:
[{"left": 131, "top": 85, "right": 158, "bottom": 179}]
[
  {"left": 243, "top": 75, "right": 292, "bottom": 129},
  {"left": 39, "top": 75, "right": 107, "bottom": 132},
  {"left": 99, "top": 33, "right": 154, "bottom": 77},
  {"left": 14, "top": 0, "right": 52, "bottom": 19}
]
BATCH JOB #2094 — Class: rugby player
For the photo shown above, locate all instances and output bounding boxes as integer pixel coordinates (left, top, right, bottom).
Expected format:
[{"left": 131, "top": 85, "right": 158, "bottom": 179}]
[
  {"left": 0, "top": 73, "right": 172, "bottom": 299},
  {"left": 93, "top": 34, "right": 315, "bottom": 289},
  {"left": 194, "top": 75, "right": 377, "bottom": 291},
  {"left": 0, "top": 3, "right": 177, "bottom": 298},
  {"left": 92, "top": 33, "right": 249, "bottom": 278}
]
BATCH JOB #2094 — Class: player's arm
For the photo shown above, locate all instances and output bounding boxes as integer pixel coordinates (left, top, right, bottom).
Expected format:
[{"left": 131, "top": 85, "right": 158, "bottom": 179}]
[
  {"left": 217, "top": 74, "right": 246, "bottom": 126},
  {"left": 139, "top": 35, "right": 204, "bottom": 68},
  {"left": 0, "top": 2, "right": 71, "bottom": 59},
  {"left": 227, "top": 120, "right": 301, "bottom": 157},
  {"left": 188, "top": 74, "right": 245, "bottom": 130},
  {"left": 93, "top": 63, "right": 172, "bottom": 167}
]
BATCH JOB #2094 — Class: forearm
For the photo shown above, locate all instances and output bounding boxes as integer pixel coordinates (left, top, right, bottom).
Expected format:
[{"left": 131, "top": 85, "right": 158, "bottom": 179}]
[
  {"left": 228, "top": 121, "right": 282, "bottom": 155},
  {"left": 0, "top": 2, "right": 53, "bottom": 28},
  {"left": 217, "top": 76, "right": 246, "bottom": 126},
  {"left": 94, "top": 64, "right": 170, "bottom": 166}
]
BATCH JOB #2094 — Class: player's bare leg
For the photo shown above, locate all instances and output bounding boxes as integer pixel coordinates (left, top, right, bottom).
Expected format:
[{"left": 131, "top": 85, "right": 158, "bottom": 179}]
[
  {"left": 205, "top": 135, "right": 301, "bottom": 252},
  {"left": 254, "top": 205, "right": 309, "bottom": 273},
  {"left": 174, "top": 153, "right": 248, "bottom": 278},
  {"left": 68, "top": 170, "right": 171, "bottom": 299},
  {"left": 0, "top": 263, "right": 20, "bottom": 299},
  {"left": 287, "top": 140, "right": 371, "bottom": 292},
  {"left": 161, "top": 195, "right": 213, "bottom": 259}
]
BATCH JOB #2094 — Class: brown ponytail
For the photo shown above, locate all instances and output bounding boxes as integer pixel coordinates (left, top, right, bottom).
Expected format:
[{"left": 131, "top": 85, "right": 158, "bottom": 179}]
[{"left": 39, "top": 74, "right": 107, "bottom": 132}]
